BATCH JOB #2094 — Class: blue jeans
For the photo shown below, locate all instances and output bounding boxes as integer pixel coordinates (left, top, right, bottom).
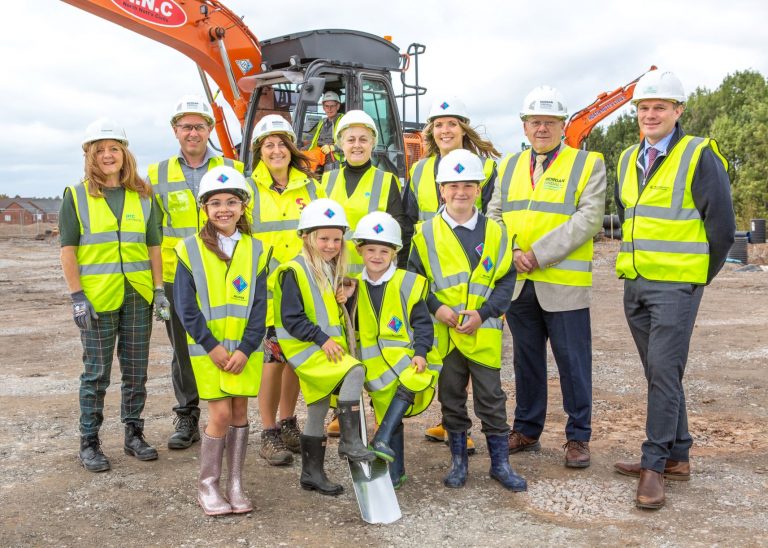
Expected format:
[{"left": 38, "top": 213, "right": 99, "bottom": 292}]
[{"left": 505, "top": 281, "right": 592, "bottom": 441}]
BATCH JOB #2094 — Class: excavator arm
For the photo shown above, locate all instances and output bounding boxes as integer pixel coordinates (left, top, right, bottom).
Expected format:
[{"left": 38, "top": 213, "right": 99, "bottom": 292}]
[
  {"left": 564, "top": 65, "right": 657, "bottom": 148},
  {"left": 61, "top": 0, "right": 262, "bottom": 158}
]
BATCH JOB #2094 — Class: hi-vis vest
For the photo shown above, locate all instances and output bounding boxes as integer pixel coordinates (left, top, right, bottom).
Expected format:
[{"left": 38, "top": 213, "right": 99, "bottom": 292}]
[
  {"left": 615, "top": 136, "right": 726, "bottom": 284},
  {"left": 357, "top": 269, "right": 442, "bottom": 422},
  {"left": 412, "top": 215, "right": 511, "bottom": 369},
  {"left": 69, "top": 181, "right": 153, "bottom": 312},
  {"left": 409, "top": 155, "right": 495, "bottom": 222},
  {"left": 247, "top": 163, "right": 325, "bottom": 326},
  {"left": 148, "top": 156, "right": 242, "bottom": 282},
  {"left": 499, "top": 146, "right": 600, "bottom": 287},
  {"left": 309, "top": 116, "right": 342, "bottom": 149},
  {"left": 321, "top": 165, "right": 401, "bottom": 274},
  {"left": 273, "top": 256, "right": 363, "bottom": 405},
  {"left": 175, "top": 233, "right": 269, "bottom": 400}
]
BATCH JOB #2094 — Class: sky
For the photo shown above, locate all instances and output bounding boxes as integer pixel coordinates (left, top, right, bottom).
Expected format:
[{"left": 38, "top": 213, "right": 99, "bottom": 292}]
[{"left": 2, "top": 0, "right": 766, "bottom": 198}]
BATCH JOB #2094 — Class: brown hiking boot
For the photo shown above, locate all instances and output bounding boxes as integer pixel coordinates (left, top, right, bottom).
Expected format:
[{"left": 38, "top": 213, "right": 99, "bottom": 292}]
[
  {"left": 279, "top": 416, "right": 301, "bottom": 454},
  {"left": 259, "top": 427, "right": 293, "bottom": 466},
  {"left": 508, "top": 431, "right": 541, "bottom": 454},
  {"left": 563, "top": 440, "right": 590, "bottom": 468}
]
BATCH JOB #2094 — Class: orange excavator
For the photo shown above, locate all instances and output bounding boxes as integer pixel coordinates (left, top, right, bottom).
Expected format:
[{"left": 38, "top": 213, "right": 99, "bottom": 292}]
[{"left": 61, "top": 0, "right": 428, "bottom": 177}]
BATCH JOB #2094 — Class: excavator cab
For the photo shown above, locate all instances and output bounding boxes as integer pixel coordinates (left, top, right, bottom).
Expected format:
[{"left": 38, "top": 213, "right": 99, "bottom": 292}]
[{"left": 239, "top": 29, "right": 414, "bottom": 180}]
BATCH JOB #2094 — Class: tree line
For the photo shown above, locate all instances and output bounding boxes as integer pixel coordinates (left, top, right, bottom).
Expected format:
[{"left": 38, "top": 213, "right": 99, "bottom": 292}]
[{"left": 587, "top": 70, "right": 767, "bottom": 227}]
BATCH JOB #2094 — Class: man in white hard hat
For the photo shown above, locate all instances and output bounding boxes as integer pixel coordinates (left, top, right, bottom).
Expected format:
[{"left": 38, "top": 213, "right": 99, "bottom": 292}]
[
  {"left": 612, "top": 71, "right": 735, "bottom": 509},
  {"left": 146, "top": 94, "right": 244, "bottom": 450},
  {"left": 306, "top": 90, "right": 344, "bottom": 172},
  {"left": 489, "top": 85, "right": 606, "bottom": 469}
]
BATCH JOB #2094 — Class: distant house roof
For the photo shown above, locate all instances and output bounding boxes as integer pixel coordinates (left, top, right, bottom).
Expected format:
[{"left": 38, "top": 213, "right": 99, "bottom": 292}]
[
  {"left": 0, "top": 198, "right": 53, "bottom": 214},
  {"left": 28, "top": 198, "right": 63, "bottom": 214}
]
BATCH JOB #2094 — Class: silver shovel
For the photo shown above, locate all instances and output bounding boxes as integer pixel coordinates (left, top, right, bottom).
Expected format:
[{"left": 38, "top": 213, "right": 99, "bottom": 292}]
[{"left": 340, "top": 290, "right": 401, "bottom": 524}]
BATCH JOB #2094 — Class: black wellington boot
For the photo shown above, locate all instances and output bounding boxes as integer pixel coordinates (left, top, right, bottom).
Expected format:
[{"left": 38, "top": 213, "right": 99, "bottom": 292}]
[
  {"left": 336, "top": 401, "right": 375, "bottom": 462},
  {"left": 299, "top": 434, "right": 343, "bottom": 496},
  {"left": 443, "top": 430, "right": 468, "bottom": 488},
  {"left": 369, "top": 388, "right": 412, "bottom": 462}
]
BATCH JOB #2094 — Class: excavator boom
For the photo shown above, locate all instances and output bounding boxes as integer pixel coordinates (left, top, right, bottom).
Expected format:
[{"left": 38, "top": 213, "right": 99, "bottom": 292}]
[{"left": 61, "top": 0, "right": 262, "bottom": 157}]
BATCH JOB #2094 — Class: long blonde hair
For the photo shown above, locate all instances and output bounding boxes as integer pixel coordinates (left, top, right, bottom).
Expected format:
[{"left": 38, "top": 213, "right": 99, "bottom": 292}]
[
  {"left": 82, "top": 140, "right": 151, "bottom": 198},
  {"left": 301, "top": 229, "right": 348, "bottom": 292},
  {"left": 423, "top": 118, "right": 501, "bottom": 159}
]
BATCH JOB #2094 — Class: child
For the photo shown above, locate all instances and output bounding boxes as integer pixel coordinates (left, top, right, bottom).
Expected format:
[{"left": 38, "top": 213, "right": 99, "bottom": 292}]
[
  {"left": 174, "top": 166, "right": 270, "bottom": 516},
  {"left": 273, "top": 198, "right": 375, "bottom": 497},
  {"left": 352, "top": 211, "right": 442, "bottom": 489},
  {"left": 408, "top": 149, "right": 526, "bottom": 492}
]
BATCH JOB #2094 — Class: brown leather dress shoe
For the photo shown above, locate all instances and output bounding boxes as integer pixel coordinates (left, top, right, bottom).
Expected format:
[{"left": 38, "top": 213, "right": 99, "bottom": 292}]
[
  {"left": 614, "top": 459, "right": 690, "bottom": 481},
  {"left": 636, "top": 469, "right": 665, "bottom": 509},
  {"left": 508, "top": 431, "right": 541, "bottom": 454},
  {"left": 563, "top": 440, "right": 590, "bottom": 468}
]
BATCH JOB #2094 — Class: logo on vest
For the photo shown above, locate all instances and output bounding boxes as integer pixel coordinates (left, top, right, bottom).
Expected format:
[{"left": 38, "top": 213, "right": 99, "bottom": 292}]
[
  {"left": 111, "top": 0, "right": 187, "bottom": 28},
  {"left": 475, "top": 242, "right": 484, "bottom": 256},
  {"left": 542, "top": 177, "right": 565, "bottom": 191},
  {"left": 232, "top": 275, "right": 248, "bottom": 293},
  {"left": 482, "top": 256, "right": 494, "bottom": 272},
  {"left": 125, "top": 213, "right": 139, "bottom": 222},
  {"left": 387, "top": 316, "right": 403, "bottom": 333},
  {"left": 649, "top": 184, "right": 670, "bottom": 191}
]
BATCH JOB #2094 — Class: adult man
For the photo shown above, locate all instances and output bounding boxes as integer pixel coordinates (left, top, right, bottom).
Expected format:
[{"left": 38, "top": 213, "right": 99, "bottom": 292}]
[
  {"left": 307, "top": 91, "right": 344, "bottom": 172},
  {"left": 147, "top": 95, "right": 244, "bottom": 449},
  {"left": 612, "top": 71, "right": 734, "bottom": 509},
  {"left": 488, "top": 85, "right": 606, "bottom": 468}
]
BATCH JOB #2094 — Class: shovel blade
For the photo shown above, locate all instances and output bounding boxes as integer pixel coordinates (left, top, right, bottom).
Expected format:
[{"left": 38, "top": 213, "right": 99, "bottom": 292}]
[{"left": 348, "top": 459, "right": 402, "bottom": 524}]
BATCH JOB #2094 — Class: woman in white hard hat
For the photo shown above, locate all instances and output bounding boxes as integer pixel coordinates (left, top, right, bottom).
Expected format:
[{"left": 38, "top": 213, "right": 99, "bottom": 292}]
[
  {"left": 59, "top": 119, "right": 166, "bottom": 473},
  {"left": 173, "top": 165, "right": 270, "bottom": 516},
  {"left": 247, "top": 114, "right": 326, "bottom": 467},
  {"left": 408, "top": 149, "right": 526, "bottom": 492},
  {"left": 405, "top": 96, "right": 501, "bottom": 449},
  {"left": 352, "top": 211, "right": 442, "bottom": 489},
  {"left": 273, "top": 198, "right": 375, "bottom": 496}
]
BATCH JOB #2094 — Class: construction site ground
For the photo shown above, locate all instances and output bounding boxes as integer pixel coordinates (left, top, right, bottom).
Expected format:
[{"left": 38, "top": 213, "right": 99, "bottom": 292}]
[{"left": 1, "top": 233, "right": 767, "bottom": 547}]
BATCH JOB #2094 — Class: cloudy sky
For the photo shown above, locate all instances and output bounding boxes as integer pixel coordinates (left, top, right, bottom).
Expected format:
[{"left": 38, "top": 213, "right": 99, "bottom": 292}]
[{"left": 2, "top": 0, "right": 765, "bottom": 198}]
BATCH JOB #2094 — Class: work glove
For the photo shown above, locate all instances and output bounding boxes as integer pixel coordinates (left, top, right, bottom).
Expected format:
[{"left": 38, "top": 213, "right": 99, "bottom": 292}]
[
  {"left": 71, "top": 290, "right": 98, "bottom": 330},
  {"left": 153, "top": 287, "right": 171, "bottom": 321}
]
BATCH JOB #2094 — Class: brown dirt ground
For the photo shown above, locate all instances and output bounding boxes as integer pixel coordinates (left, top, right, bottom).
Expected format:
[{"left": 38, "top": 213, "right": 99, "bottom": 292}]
[{"left": 0, "top": 237, "right": 766, "bottom": 546}]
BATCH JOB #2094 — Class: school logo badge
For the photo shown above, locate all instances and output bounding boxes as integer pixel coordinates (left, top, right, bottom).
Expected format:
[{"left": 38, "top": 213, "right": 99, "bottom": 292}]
[
  {"left": 475, "top": 242, "right": 484, "bottom": 256},
  {"left": 373, "top": 223, "right": 384, "bottom": 234},
  {"left": 387, "top": 316, "right": 403, "bottom": 333},
  {"left": 440, "top": 102, "right": 450, "bottom": 110},
  {"left": 232, "top": 275, "right": 248, "bottom": 293},
  {"left": 482, "top": 257, "right": 493, "bottom": 272},
  {"left": 324, "top": 208, "right": 335, "bottom": 219},
  {"left": 453, "top": 163, "right": 465, "bottom": 174},
  {"left": 217, "top": 173, "right": 229, "bottom": 183}
]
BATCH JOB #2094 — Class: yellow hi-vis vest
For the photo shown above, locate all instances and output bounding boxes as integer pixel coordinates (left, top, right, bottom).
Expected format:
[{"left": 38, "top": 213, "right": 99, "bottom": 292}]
[
  {"left": 247, "top": 162, "right": 325, "bottom": 326},
  {"left": 175, "top": 233, "right": 269, "bottom": 400},
  {"left": 273, "top": 256, "right": 363, "bottom": 405},
  {"left": 357, "top": 269, "right": 442, "bottom": 423},
  {"left": 148, "top": 156, "right": 243, "bottom": 282},
  {"left": 321, "top": 165, "right": 401, "bottom": 274},
  {"left": 411, "top": 215, "right": 512, "bottom": 369},
  {"left": 499, "top": 146, "right": 600, "bottom": 287},
  {"left": 409, "top": 155, "right": 494, "bottom": 223},
  {"left": 615, "top": 136, "right": 727, "bottom": 284},
  {"left": 69, "top": 181, "right": 153, "bottom": 312}
]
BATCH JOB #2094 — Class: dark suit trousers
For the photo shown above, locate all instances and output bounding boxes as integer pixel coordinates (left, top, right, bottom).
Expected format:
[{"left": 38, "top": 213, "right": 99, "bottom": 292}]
[
  {"left": 165, "top": 281, "right": 200, "bottom": 419},
  {"left": 624, "top": 277, "right": 703, "bottom": 472},
  {"left": 505, "top": 281, "right": 593, "bottom": 441}
]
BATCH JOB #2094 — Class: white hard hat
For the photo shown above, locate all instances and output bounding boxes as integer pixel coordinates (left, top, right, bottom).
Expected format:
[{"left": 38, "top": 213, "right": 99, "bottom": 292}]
[
  {"left": 252, "top": 114, "right": 296, "bottom": 144},
  {"left": 82, "top": 118, "right": 129, "bottom": 150},
  {"left": 297, "top": 198, "right": 350, "bottom": 235},
  {"left": 197, "top": 165, "right": 250, "bottom": 205},
  {"left": 427, "top": 96, "right": 470, "bottom": 122},
  {"left": 632, "top": 70, "right": 686, "bottom": 104},
  {"left": 352, "top": 211, "right": 402, "bottom": 251},
  {"left": 520, "top": 85, "right": 568, "bottom": 120},
  {"left": 335, "top": 110, "right": 378, "bottom": 144},
  {"left": 436, "top": 149, "right": 485, "bottom": 184},
  {"left": 171, "top": 94, "right": 215, "bottom": 126},
  {"left": 321, "top": 91, "right": 341, "bottom": 103}
]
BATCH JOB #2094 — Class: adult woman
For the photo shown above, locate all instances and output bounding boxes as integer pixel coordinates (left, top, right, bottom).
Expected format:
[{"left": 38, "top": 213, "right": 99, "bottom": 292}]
[
  {"left": 59, "top": 118, "right": 167, "bottom": 472},
  {"left": 247, "top": 115, "right": 325, "bottom": 466},
  {"left": 403, "top": 96, "right": 501, "bottom": 448}
]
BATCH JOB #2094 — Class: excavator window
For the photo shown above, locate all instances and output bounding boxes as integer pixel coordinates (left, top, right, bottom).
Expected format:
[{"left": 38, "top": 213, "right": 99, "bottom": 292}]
[
  {"left": 361, "top": 76, "right": 403, "bottom": 177},
  {"left": 300, "top": 89, "right": 346, "bottom": 149}
]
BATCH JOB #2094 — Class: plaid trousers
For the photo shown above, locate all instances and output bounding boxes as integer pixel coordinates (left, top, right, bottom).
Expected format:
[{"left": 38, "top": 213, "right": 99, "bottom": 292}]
[{"left": 78, "top": 282, "right": 153, "bottom": 437}]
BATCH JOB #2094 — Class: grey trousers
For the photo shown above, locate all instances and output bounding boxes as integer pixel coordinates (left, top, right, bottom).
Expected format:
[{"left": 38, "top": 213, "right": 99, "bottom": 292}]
[
  {"left": 438, "top": 348, "right": 510, "bottom": 436},
  {"left": 623, "top": 277, "right": 703, "bottom": 473},
  {"left": 164, "top": 281, "right": 200, "bottom": 420}
]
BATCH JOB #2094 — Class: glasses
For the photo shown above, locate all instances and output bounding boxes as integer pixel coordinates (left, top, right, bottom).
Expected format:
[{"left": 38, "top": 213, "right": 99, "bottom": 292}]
[
  {"left": 526, "top": 120, "right": 560, "bottom": 129},
  {"left": 205, "top": 198, "right": 243, "bottom": 209},
  {"left": 175, "top": 123, "right": 210, "bottom": 133}
]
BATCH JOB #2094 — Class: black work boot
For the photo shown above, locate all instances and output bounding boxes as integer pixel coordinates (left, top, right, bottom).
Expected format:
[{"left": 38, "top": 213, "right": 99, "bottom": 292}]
[
  {"left": 299, "top": 434, "right": 343, "bottom": 496},
  {"left": 168, "top": 414, "right": 200, "bottom": 450},
  {"left": 336, "top": 401, "right": 376, "bottom": 462},
  {"left": 124, "top": 423, "right": 159, "bottom": 461},
  {"left": 369, "top": 387, "right": 412, "bottom": 462},
  {"left": 79, "top": 435, "right": 110, "bottom": 472}
]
